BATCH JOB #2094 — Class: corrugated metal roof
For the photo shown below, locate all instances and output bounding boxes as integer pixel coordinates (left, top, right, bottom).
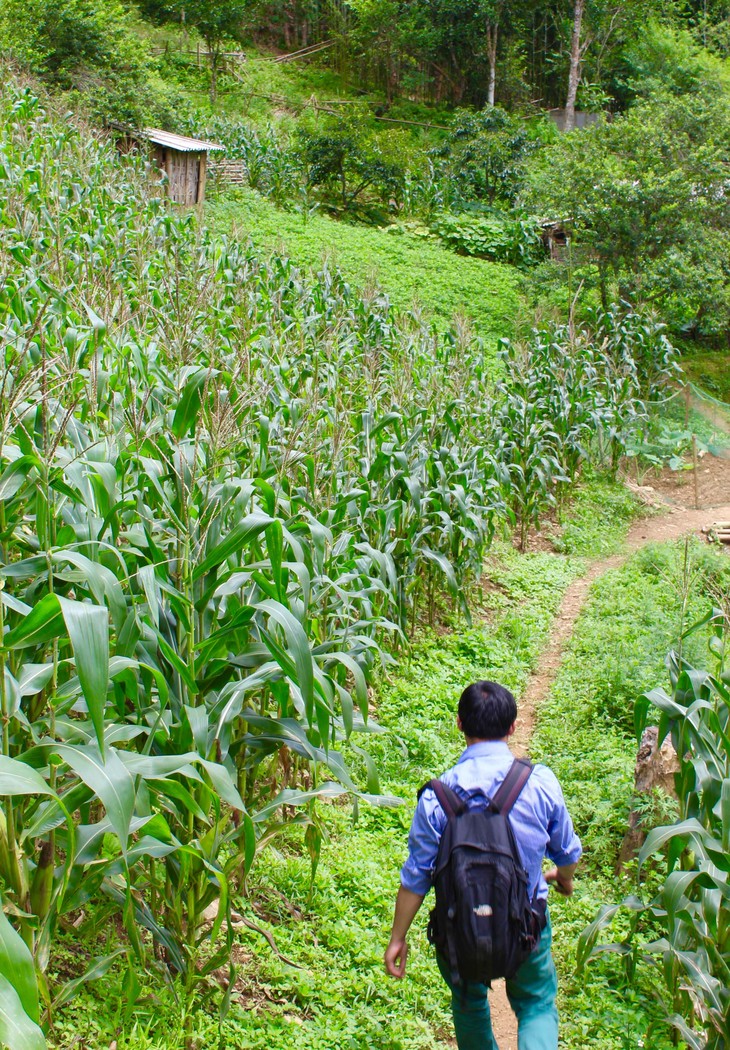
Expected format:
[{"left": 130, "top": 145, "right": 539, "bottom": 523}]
[{"left": 141, "top": 128, "right": 224, "bottom": 153}]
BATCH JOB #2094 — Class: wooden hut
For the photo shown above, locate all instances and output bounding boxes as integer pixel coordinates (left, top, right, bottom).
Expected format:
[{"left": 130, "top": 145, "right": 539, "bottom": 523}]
[{"left": 120, "top": 128, "right": 224, "bottom": 205}]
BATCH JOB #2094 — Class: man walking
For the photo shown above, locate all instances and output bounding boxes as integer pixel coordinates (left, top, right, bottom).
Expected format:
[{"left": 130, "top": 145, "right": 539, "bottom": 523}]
[{"left": 384, "top": 680, "right": 582, "bottom": 1050}]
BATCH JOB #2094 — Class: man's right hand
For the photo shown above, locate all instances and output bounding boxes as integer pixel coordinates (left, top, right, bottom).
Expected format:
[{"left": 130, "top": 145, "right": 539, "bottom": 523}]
[
  {"left": 545, "top": 865, "right": 576, "bottom": 896},
  {"left": 384, "top": 936, "right": 408, "bottom": 978}
]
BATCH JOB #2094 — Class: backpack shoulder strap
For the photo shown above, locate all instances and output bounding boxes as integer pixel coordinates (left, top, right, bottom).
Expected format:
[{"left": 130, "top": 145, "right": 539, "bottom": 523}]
[
  {"left": 418, "top": 778, "right": 466, "bottom": 819},
  {"left": 490, "top": 759, "right": 533, "bottom": 815}
]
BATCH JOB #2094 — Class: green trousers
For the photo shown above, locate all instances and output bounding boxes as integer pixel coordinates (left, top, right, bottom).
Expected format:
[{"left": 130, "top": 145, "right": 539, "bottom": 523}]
[{"left": 437, "top": 913, "right": 559, "bottom": 1050}]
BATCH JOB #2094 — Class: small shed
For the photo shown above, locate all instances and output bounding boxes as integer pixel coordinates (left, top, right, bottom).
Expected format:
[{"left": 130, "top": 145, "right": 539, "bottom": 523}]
[
  {"left": 546, "top": 109, "right": 611, "bottom": 133},
  {"left": 540, "top": 220, "right": 570, "bottom": 260},
  {"left": 119, "top": 128, "right": 224, "bottom": 205}
]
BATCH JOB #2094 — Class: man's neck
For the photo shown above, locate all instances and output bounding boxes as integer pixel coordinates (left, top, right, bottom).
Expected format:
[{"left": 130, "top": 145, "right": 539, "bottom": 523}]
[{"left": 464, "top": 735, "right": 511, "bottom": 747}]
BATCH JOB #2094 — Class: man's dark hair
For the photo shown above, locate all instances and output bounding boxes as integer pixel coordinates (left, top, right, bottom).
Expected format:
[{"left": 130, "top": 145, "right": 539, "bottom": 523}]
[{"left": 458, "top": 680, "right": 517, "bottom": 740}]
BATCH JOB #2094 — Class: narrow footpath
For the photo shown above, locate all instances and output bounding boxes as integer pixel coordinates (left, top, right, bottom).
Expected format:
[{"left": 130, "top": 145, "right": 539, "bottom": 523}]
[{"left": 487, "top": 498, "right": 730, "bottom": 1049}]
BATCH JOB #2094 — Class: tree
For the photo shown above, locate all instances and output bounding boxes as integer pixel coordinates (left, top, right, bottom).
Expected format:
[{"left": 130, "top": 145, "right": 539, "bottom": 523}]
[
  {"left": 180, "top": 0, "right": 255, "bottom": 104},
  {"left": 298, "top": 118, "right": 405, "bottom": 211},
  {"left": 562, "top": 0, "right": 662, "bottom": 126},
  {"left": 432, "top": 106, "right": 548, "bottom": 206},
  {"left": 480, "top": 0, "right": 506, "bottom": 105},
  {"left": 0, "top": 0, "right": 144, "bottom": 87},
  {"left": 0, "top": 0, "right": 157, "bottom": 122},
  {"left": 564, "top": 0, "right": 586, "bottom": 130},
  {"left": 526, "top": 91, "right": 730, "bottom": 336}
]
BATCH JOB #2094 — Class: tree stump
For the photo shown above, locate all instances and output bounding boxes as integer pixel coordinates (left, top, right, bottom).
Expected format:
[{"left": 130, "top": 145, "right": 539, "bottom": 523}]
[{"left": 617, "top": 726, "right": 679, "bottom": 871}]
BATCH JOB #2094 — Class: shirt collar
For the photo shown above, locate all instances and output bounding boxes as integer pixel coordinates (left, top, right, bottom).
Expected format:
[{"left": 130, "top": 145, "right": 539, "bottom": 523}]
[{"left": 458, "top": 740, "right": 513, "bottom": 763}]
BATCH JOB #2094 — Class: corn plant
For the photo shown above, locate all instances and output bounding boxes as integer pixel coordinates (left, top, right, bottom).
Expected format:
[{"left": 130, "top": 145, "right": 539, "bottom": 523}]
[
  {"left": 578, "top": 610, "right": 730, "bottom": 1049},
  {"left": 492, "top": 306, "right": 672, "bottom": 540}
]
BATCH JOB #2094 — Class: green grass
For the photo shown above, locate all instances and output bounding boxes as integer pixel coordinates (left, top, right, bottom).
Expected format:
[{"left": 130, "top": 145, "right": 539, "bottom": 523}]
[
  {"left": 681, "top": 350, "right": 730, "bottom": 404},
  {"left": 553, "top": 475, "right": 646, "bottom": 557},
  {"left": 208, "top": 188, "right": 525, "bottom": 347}
]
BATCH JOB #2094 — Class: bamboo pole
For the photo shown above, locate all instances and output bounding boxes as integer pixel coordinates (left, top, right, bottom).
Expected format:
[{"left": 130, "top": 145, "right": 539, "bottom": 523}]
[
  {"left": 692, "top": 435, "right": 699, "bottom": 510},
  {"left": 274, "top": 40, "right": 334, "bottom": 62}
]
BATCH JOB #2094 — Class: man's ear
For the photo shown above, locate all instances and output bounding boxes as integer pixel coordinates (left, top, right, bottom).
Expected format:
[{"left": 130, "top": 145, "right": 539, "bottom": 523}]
[
  {"left": 506, "top": 721, "right": 517, "bottom": 738},
  {"left": 456, "top": 715, "right": 463, "bottom": 733}
]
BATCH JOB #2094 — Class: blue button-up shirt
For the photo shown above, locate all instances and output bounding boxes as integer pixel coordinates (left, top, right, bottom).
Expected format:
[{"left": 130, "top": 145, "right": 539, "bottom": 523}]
[{"left": 400, "top": 740, "right": 582, "bottom": 901}]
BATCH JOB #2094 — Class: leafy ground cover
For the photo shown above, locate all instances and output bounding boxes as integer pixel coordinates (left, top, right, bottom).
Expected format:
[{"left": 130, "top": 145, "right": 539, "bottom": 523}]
[
  {"left": 208, "top": 188, "right": 525, "bottom": 346},
  {"left": 550, "top": 475, "right": 646, "bottom": 557}
]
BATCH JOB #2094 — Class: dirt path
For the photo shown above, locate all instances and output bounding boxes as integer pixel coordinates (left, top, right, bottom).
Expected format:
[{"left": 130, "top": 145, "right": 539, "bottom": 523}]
[{"left": 487, "top": 497, "right": 730, "bottom": 1049}]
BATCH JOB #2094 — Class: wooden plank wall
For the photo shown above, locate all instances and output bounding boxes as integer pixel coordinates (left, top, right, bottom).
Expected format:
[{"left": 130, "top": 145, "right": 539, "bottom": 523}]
[
  {"left": 197, "top": 153, "right": 207, "bottom": 204},
  {"left": 151, "top": 147, "right": 210, "bottom": 204},
  {"left": 173, "top": 152, "right": 199, "bottom": 205}
]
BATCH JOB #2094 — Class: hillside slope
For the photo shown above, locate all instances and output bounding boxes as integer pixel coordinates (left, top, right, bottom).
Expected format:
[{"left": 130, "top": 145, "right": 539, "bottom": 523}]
[{"left": 210, "top": 188, "right": 524, "bottom": 348}]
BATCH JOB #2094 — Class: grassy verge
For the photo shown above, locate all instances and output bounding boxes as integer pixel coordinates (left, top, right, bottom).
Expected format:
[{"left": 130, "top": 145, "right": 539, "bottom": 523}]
[
  {"left": 552, "top": 475, "right": 647, "bottom": 558},
  {"left": 207, "top": 188, "right": 525, "bottom": 348},
  {"left": 533, "top": 537, "right": 730, "bottom": 1049}
]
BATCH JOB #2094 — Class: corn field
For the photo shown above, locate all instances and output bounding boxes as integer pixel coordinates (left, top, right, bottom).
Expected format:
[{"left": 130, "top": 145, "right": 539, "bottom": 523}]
[{"left": 0, "top": 82, "right": 674, "bottom": 1045}]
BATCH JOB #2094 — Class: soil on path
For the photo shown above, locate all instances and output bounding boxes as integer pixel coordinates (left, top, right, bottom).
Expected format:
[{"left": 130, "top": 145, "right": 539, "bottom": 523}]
[{"left": 486, "top": 494, "right": 730, "bottom": 1050}]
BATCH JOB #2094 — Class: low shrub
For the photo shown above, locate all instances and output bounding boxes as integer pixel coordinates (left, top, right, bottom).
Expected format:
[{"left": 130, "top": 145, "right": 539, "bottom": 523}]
[{"left": 430, "top": 211, "right": 545, "bottom": 267}]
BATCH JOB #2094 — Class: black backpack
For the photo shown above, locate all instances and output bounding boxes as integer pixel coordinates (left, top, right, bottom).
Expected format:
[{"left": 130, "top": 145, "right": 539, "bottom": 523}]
[{"left": 421, "top": 758, "right": 547, "bottom": 987}]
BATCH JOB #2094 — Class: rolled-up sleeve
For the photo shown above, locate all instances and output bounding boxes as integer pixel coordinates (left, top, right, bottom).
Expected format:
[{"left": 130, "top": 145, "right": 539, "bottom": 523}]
[
  {"left": 546, "top": 781, "right": 582, "bottom": 867},
  {"left": 399, "top": 790, "right": 444, "bottom": 896}
]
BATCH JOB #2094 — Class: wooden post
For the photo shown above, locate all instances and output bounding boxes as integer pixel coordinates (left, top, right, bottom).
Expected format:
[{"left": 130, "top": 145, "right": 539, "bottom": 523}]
[
  {"left": 197, "top": 153, "right": 207, "bottom": 204},
  {"left": 692, "top": 435, "right": 699, "bottom": 510}
]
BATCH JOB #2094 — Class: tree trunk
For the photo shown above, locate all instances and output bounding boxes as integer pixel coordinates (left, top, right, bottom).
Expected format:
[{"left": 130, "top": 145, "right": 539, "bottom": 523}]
[
  {"left": 564, "top": 0, "right": 585, "bottom": 132},
  {"left": 209, "top": 52, "right": 218, "bottom": 106},
  {"left": 486, "top": 22, "right": 498, "bottom": 106}
]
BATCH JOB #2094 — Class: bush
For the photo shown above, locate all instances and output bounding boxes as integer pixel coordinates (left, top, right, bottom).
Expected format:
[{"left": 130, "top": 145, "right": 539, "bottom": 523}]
[
  {"left": 429, "top": 211, "right": 545, "bottom": 267},
  {"left": 430, "top": 106, "right": 553, "bottom": 207},
  {"left": 297, "top": 116, "right": 405, "bottom": 214},
  {"left": 0, "top": 0, "right": 155, "bottom": 124}
]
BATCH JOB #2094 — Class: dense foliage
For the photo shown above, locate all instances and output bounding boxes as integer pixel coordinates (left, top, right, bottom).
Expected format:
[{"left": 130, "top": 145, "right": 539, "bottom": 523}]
[
  {"left": 3, "top": 0, "right": 729, "bottom": 343},
  {"left": 183, "top": 0, "right": 730, "bottom": 110},
  {"left": 527, "top": 88, "right": 730, "bottom": 336},
  {"left": 0, "top": 0, "right": 179, "bottom": 124},
  {"left": 1, "top": 0, "right": 729, "bottom": 1040},
  {"left": 0, "top": 85, "right": 493, "bottom": 1040}
]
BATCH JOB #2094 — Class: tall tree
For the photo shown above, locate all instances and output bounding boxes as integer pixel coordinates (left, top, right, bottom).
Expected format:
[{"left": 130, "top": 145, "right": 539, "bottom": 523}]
[
  {"left": 527, "top": 91, "right": 730, "bottom": 332},
  {"left": 482, "top": 0, "right": 505, "bottom": 105},
  {"left": 564, "top": 0, "right": 585, "bottom": 129}
]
